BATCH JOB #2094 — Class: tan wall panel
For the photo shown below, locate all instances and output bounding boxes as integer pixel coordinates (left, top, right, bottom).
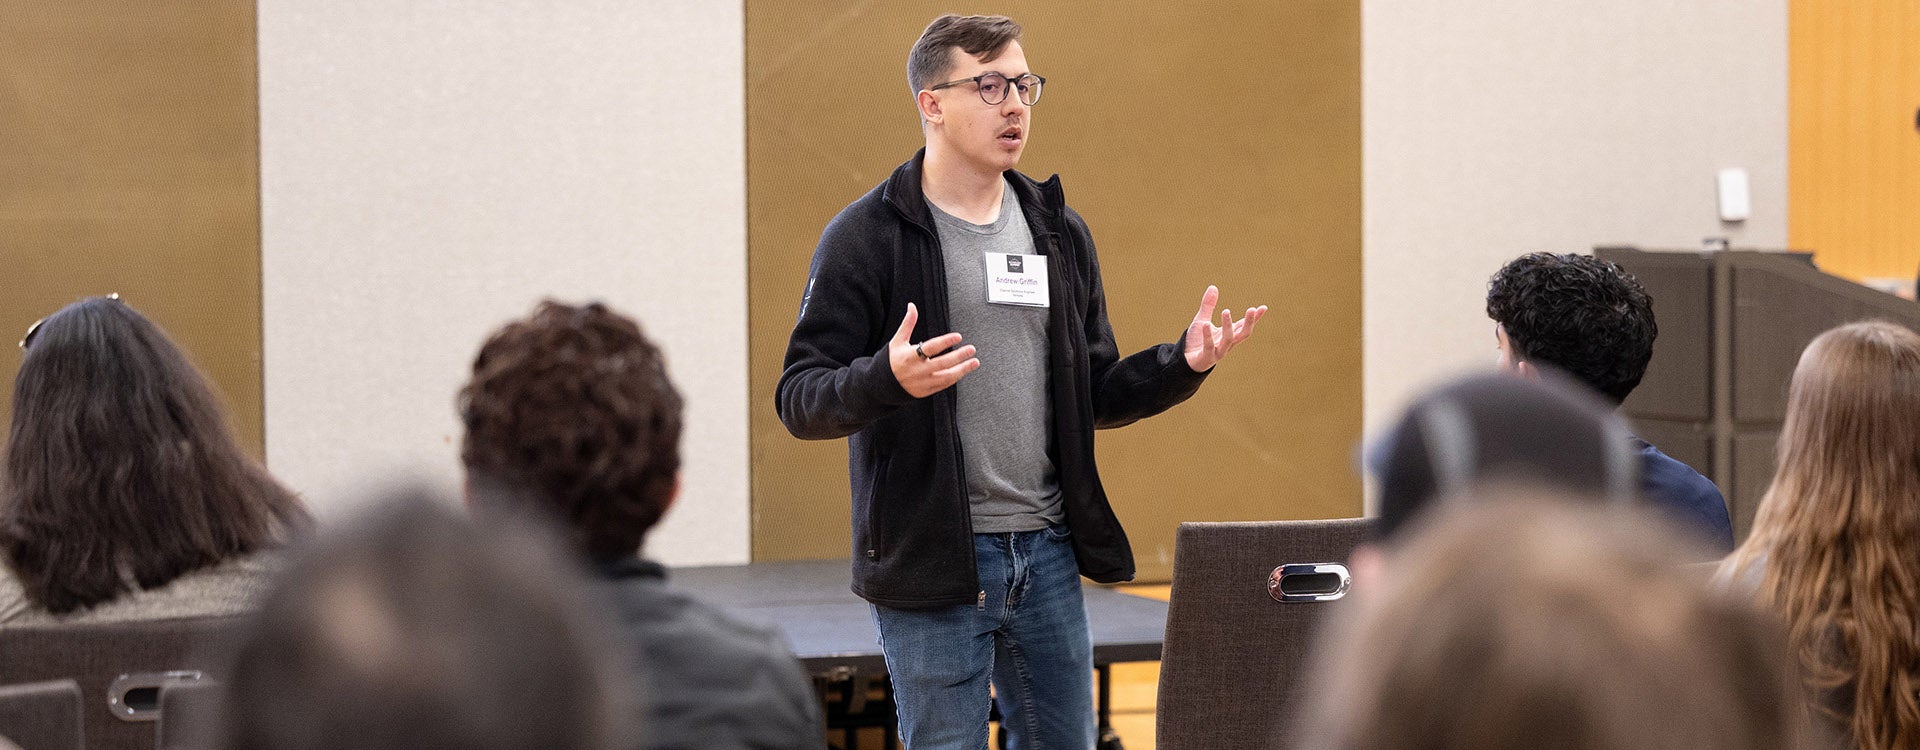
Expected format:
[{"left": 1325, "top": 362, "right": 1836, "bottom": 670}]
[
  {"left": 0, "top": 1, "right": 262, "bottom": 455},
  {"left": 748, "top": 2, "right": 1363, "bottom": 578},
  {"left": 1788, "top": 1, "right": 1920, "bottom": 284}
]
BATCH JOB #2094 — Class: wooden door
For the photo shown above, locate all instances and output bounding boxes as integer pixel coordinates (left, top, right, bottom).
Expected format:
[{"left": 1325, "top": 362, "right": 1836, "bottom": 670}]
[{"left": 1788, "top": 1, "right": 1920, "bottom": 287}]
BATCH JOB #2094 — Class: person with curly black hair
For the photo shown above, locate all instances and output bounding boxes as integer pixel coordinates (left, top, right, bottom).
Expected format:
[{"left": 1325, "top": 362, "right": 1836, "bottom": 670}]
[
  {"left": 460, "top": 300, "right": 823, "bottom": 750},
  {"left": 1486, "top": 252, "right": 1734, "bottom": 554}
]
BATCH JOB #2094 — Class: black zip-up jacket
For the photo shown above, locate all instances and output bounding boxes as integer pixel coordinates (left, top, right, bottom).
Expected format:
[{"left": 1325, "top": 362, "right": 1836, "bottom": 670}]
[
  {"left": 595, "top": 558, "right": 825, "bottom": 750},
  {"left": 776, "top": 150, "right": 1209, "bottom": 609}
]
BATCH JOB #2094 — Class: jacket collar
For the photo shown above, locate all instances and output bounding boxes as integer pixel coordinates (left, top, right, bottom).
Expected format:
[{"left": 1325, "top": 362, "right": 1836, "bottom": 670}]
[
  {"left": 883, "top": 148, "right": 1066, "bottom": 236},
  {"left": 596, "top": 555, "right": 667, "bottom": 581}
]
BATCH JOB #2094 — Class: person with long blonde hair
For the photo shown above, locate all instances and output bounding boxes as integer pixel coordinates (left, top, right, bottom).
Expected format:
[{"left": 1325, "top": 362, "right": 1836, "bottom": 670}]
[{"left": 1720, "top": 319, "right": 1920, "bottom": 747}]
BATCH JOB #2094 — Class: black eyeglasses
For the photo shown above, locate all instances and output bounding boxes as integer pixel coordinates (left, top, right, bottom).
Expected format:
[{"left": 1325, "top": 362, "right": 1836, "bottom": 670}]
[{"left": 927, "top": 72, "right": 1045, "bottom": 106}]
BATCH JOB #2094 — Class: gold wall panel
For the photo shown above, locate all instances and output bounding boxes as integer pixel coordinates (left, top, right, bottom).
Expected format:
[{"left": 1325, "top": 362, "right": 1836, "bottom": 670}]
[
  {"left": 747, "top": 1, "right": 1363, "bottom": 579},
  {"left": 0, "top": 1, "right": 262, "bottom": 456},
  {"left": 1788, "top": 1, "right": 1920, "bottom": 284}
]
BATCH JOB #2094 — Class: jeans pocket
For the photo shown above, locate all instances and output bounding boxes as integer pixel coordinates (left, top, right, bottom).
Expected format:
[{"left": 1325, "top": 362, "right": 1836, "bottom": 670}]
[{"left": 1042, "top": 523, "right": 1072, "bottom": 541}]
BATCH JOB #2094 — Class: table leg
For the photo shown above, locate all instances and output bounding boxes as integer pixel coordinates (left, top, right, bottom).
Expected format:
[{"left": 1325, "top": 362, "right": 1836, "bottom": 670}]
[{"left": 1096, "top": 664, "right": 1124, "bottom": 750}]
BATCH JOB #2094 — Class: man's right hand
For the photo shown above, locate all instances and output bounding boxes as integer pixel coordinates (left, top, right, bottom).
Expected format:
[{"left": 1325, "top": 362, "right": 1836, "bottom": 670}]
[{"left": 889, "top": 302, "right": 980, "bottom": 398}]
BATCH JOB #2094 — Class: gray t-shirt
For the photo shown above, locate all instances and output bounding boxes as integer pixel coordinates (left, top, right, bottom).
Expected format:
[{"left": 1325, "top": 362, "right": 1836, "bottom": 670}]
[{"left": 928, "top": 184, "right": 1064, "bottom": 533}]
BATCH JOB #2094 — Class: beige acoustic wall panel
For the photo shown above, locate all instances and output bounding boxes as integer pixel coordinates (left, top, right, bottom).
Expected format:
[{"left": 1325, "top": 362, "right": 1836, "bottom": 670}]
[
  {"left": 0, "top": 1, "right": 263, "bottom": 454},
  {"left": 1788, "top": 1, "right": 1920, "bottom": 285},
  {"left": 1363, "top": 0, "right": 1788, "bottom": 463},
  {"left": 259, "top": 1, "right": 749, "bottom": 565},
  {"left": 748, "top": 2, "right": 1364, "bottom": 578}
]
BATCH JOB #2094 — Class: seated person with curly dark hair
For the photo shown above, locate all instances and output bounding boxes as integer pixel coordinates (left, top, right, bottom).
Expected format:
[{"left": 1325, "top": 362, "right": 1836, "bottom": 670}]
[
  {"left": 459, "top": 300, "right": 823, "bottom": 750},
  {"left": 1, "top": 296, "right": 310, "bottom": 624},
  {"left": 1487, "top": 253, "right": 1733, "bottom": 553}
]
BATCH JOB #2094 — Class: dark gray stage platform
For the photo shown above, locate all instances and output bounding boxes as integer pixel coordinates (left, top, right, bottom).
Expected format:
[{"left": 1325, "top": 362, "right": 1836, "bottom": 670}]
[
  {"left": 673, "top": 558, "right": 1170, "bottom": 672},
  {"left": 674, "top": 558, "right": 1168, "bottom": 747}
]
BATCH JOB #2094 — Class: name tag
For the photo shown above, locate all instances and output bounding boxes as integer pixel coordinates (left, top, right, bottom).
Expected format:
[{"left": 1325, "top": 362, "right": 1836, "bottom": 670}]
[{"left": 985, "top": 252, "right": 1049, "bottom": 307}]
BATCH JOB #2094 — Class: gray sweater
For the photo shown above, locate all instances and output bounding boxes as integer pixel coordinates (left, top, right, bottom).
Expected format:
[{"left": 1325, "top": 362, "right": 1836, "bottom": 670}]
[
  {"left": 595, "top": 557, "right": 824, "bottom": 750},
  {"left": 0, "top": 553, "right": 282, "bottom": 626}
]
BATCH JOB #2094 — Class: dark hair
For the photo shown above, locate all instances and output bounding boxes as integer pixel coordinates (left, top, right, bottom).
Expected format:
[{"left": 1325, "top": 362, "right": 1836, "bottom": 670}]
[
  {"left": 459, "top": 300, "right": 682, "bottom": 563},
  {"left": 219, "top": 491, "right": 638, "bottom": 750},
  {"left": 1, "top": 296, "right": 309, "bottom": 614},
  {"left": 1297, "top": 496, "right": 1809, "bottom": 750},
  {"left": 906, "top": 14, "right": 1022, "bottom": 96},
  {"left": 1369, "top": 372, "right": 1638, "bottom": 542},
  {"left": 1486, "top": 252, "right": 1657, "bottom": 403}
]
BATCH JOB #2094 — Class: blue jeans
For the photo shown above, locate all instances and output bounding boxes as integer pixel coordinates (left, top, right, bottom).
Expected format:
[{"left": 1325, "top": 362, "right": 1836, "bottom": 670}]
[{"left": 873, "top": 526, "right": 1096, "bottom": 750}]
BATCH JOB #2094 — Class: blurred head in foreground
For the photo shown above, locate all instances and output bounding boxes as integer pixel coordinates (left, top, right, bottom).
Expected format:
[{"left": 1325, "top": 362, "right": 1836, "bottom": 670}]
[
  {"left": 1297, "top": 493, "right": 1808, "bottom": 750},
  {"left": 1368, "top": 371, "right": 1637, "bottom": 543},
  {"left": 219, "top": 492, "right": 638, "bottom": 750}
]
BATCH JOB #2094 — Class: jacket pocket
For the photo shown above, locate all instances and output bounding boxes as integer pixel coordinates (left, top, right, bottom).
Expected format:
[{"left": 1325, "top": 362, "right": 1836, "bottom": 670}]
[{"left": 863, "top": 456, "right": 892, "bottom": 559}]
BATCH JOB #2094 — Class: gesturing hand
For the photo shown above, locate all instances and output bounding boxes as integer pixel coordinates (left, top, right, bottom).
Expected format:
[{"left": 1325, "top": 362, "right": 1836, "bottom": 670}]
[
  {"left": 1183, "top": 285, "right": 1267, "bottom": 372},
  {"left": 889, "top": 303, "right": 981, "bottom": 398}
]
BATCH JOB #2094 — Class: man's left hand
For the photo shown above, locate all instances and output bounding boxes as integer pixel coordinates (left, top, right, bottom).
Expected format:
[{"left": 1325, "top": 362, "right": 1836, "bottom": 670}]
[{"left": 1183, "top": 285, "right": 1266, "bottom": 372}]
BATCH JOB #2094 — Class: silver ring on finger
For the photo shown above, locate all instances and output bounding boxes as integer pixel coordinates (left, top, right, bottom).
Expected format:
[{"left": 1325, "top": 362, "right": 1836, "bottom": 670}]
[{"left": 915, "top": 343, "right": 930, "bottom": 360}]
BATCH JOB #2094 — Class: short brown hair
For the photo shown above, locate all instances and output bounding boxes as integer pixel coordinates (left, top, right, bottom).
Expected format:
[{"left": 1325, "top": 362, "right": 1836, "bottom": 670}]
[
  {"left": 1298, "top": 493, "right": 1810, "bottom": 750},
  {"left": 458, "top": 301, "right": 682, "bottom": 562},
  {"left": 906, "top": 14, "right": 1022, "bottom": 96}
]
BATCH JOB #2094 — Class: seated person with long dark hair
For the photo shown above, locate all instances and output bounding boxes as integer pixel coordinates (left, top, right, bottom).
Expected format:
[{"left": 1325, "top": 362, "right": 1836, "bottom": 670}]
[{"left": 0, "top": 296, "right": 310, "bottom": 624}]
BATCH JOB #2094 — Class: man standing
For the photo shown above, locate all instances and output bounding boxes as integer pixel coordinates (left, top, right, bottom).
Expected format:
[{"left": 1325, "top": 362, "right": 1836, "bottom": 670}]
[
  {"left": 1486, "top": 252, "right": 1735, "bottom": 554},
  {"left": 777, "top": 14, "right": 1264, "bottom": 749}
]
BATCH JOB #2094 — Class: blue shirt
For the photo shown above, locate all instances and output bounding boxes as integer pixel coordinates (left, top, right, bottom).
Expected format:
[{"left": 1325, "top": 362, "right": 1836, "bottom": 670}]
[{"left": 1634, "top": 437, "right": 1735, "bottom": 556}]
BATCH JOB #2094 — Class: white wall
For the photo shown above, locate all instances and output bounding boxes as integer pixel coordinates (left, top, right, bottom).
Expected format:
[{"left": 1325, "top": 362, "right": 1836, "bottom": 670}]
[
  {"left": 1363, "top": 1, "right": 1788, "bottom": 443},
  {"left": 255, "top": 0, "right": 1787, "bottom": 551},
  {"left": 258, "top": 0, "right": 748, "bottom": 564}
]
